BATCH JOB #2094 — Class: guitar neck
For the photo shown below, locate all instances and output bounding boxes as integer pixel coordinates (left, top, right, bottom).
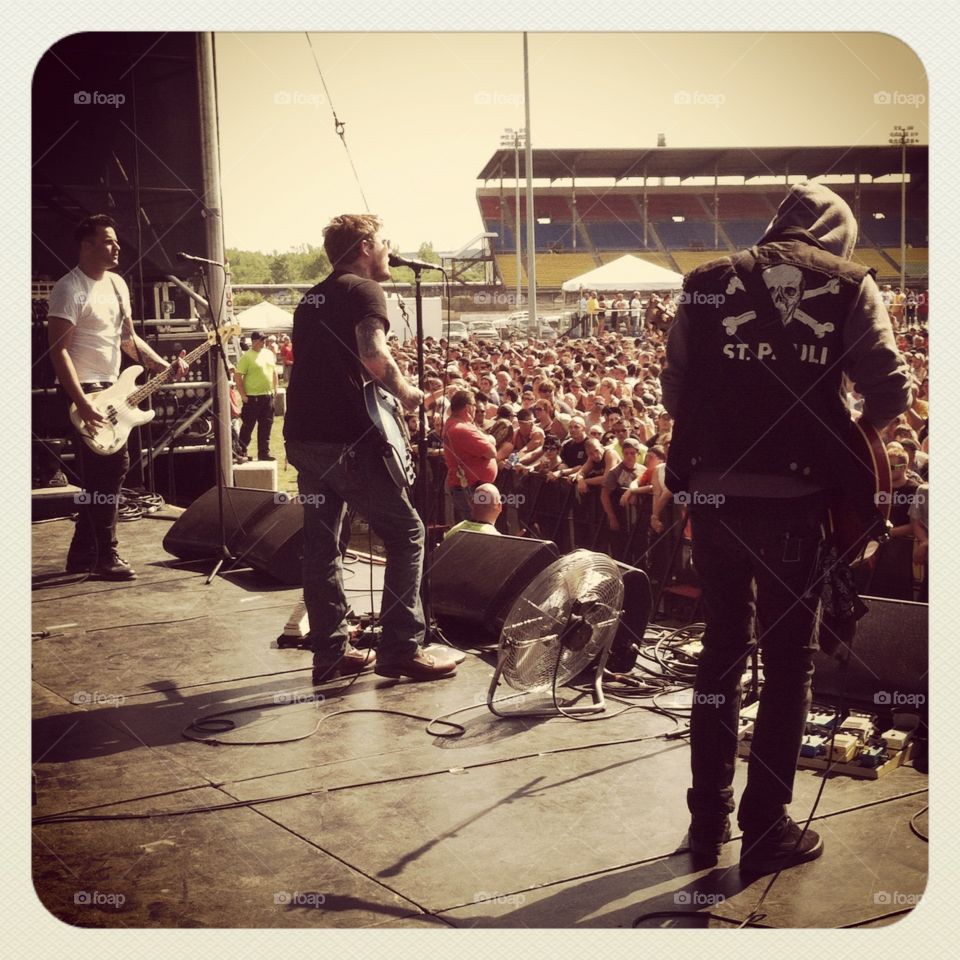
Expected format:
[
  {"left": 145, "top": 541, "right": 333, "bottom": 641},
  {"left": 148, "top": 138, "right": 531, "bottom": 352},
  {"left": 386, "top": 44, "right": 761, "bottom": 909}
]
[{"left": 125, "top": 338, "right": 217, "bottom": 406}]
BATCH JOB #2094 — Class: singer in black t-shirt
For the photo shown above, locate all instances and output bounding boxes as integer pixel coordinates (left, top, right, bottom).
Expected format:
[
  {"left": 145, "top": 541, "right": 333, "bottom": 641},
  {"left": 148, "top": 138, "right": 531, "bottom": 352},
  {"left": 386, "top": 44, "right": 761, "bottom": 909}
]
[{"left": 284, "top": 214, "right": 457, "bottom": 683}]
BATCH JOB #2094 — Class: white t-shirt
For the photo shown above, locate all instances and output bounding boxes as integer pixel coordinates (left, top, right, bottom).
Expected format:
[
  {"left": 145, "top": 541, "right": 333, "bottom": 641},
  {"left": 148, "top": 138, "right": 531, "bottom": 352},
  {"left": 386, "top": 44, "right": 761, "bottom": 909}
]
[{"left": 47, "top": 267, "right": 132, "bottom": 383}]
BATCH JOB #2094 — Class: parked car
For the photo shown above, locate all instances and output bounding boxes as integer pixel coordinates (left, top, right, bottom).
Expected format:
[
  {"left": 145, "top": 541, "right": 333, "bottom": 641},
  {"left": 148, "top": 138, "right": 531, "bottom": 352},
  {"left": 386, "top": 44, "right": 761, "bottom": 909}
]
[
  {"left": 469, "top": 323, "right": 499, "bottom": 341},
  {"left": 519, "top": 315, "right": 560, "bottom": 340},
  {"left": 445, "top": 321, "right": 468, "bottom": 343}
]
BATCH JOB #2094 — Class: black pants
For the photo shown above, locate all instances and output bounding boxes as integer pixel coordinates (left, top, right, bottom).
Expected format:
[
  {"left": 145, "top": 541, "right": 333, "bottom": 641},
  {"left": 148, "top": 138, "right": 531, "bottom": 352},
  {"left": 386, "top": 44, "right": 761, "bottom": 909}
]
[
  {"left": 238, "top": 394, "right": 274, "bottom": 460},
  {"left": 66, "top": 383, "right": 130, "bottom": 564},
  {"left": 687, "top": 495, "right": 825, "bottom": 832}
]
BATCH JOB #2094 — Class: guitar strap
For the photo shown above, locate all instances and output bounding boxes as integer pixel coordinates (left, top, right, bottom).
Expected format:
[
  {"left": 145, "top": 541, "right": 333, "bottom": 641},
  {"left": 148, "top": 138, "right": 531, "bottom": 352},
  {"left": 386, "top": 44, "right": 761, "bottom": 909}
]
[{"left": 109, "top": 273, "right": 148, "bottom": 371}]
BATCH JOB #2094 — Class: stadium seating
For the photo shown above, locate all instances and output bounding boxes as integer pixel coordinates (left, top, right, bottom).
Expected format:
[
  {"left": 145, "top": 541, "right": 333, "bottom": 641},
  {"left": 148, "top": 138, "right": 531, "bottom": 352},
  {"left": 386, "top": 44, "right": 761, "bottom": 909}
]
[
  {"left": 495, "top": 254, "right": 523, "bottom": 287},
  {"left": 671, "top": 251, "right": 730, "bottom": 275},
  {"left": 599, "top": 251, "right": 676, "bottom": 271},
  {"left": 479, "top": 182, "right": 927, "bottom": 288},
  {"left": 576, "top": 195, "right": 639, "bottom": 221},
  {"left": 850, "top": 249, "right": 897, "bottom": 276},
  {"left": 862, "top": 218, "right": 902, "bottom": 247},
  {"left": 534, "top": 253, "right": 598, "bottom": 287},
  {"left": 587, "top": 222, "right": 649, "bottom": 250},
  {"left": 879, "top": 247, "right": 929, "bottom": 277},
  {"left": 647, "top": 194, "right": 708, "bottom": 219},
  {"left": 723, "top": 219, "right": 769, "bottom": 247},
  {"left": 478, "top": 195, "right": 501, "bottom": 220},
  {"left": 533, "top": 222, "right": 578, "bottom": 252},
  {"left": 495, "top": 252, "right": 599, "bottom": 288},
  {"left": 653, "top": 219, "right": 716, "bottom": 249},
  {"left": 716, "top": 193, "right": 775, "bottom": 218}
]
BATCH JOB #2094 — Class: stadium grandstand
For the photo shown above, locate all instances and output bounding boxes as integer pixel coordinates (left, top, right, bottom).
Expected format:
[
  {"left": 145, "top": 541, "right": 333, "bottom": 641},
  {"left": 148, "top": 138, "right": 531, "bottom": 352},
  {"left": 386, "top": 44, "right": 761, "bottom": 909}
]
[{"left": 476, "top": 146, "right": 928, "bottom": 289}]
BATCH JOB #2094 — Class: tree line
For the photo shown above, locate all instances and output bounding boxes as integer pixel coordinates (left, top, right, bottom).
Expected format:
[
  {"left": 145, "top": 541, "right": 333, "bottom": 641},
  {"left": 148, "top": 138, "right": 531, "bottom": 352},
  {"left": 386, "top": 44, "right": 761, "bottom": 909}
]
[{"left": 226, "top": 241, "right": 446, "bottom": 286}]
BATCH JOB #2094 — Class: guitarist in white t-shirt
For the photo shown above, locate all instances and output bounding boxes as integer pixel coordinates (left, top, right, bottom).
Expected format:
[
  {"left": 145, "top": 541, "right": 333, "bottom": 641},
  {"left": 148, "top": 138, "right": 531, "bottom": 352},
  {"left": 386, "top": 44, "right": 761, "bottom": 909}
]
[{"left": 46, "top": 214, "right": 186, "bottom": 579}]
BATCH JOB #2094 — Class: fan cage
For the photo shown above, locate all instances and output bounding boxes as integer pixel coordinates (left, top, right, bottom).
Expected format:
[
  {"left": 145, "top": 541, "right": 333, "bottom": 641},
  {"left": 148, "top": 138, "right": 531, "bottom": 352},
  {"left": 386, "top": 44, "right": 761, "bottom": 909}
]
[{"left": 499, "top": 550, "right": 624, "bottom": 692}]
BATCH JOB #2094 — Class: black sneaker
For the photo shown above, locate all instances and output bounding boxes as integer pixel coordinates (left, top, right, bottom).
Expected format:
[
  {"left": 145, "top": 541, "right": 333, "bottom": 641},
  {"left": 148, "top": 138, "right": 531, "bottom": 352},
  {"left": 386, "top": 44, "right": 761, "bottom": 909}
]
[
  {"left": 92, "top": 553, "right": 138, "bottom": 581},
  {"left": 739, "top": 816, "right": 823, "bottom": 876},
  {"left": 688, "top": 816, "right": 732, "bottom": 865}
]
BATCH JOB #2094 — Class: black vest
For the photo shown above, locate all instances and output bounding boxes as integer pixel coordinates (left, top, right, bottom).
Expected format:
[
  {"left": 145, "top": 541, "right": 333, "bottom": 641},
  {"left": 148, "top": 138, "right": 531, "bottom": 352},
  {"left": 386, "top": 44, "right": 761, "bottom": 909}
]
[{"left": 666, "top": 237, "right": 870, "bottom": 495}]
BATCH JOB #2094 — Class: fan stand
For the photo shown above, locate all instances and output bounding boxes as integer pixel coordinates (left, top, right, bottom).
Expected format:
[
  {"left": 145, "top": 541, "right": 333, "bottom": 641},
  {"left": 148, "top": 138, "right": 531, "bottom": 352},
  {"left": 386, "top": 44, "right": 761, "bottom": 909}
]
[{"left": 485, "top": 627, "right": 616, "bottom": 718}]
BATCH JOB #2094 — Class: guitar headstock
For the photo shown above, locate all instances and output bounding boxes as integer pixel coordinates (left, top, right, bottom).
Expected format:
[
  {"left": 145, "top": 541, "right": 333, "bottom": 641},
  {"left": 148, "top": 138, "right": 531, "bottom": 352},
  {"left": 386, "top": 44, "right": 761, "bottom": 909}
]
[
  {"left": 220, "top": 322, "right": 242, "bottom": 340},
  {"left": 206, "top": 323, "right": 242, "bottom": 343}
]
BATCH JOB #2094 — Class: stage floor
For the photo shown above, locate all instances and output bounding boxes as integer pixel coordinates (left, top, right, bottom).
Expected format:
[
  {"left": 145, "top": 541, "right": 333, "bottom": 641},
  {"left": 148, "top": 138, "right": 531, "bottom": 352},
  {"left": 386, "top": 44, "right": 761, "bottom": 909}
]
[{"left": 31, "top": 512, "right": 928, "bottom": 929}]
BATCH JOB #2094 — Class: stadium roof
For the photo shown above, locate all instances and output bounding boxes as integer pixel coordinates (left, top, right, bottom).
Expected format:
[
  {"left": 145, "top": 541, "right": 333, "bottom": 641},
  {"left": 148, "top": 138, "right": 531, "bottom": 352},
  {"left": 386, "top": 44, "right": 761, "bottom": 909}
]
[{"left": 476, "top": 145, "right": 928, "bottom": 184}]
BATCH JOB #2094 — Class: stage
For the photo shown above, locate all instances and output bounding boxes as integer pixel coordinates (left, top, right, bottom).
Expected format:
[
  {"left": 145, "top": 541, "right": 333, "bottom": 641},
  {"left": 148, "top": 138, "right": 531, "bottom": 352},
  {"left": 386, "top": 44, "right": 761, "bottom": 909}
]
[{"left": 31, "top": 512, "right": 927, "bottom": 929}]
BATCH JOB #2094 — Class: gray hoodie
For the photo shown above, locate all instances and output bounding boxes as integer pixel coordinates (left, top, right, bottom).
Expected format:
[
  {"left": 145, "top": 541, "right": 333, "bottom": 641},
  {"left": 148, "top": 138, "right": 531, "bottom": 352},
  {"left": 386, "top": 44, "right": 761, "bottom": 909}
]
[{"left": 757, "top": 180, "right": 859, "bottom": 261}]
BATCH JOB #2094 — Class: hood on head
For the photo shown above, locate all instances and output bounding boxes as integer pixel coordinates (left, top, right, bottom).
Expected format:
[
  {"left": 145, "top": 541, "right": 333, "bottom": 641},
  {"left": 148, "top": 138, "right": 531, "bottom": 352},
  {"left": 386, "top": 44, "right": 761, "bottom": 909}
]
[{"left": 758, "top": 181, "right": 858, "bottom": 260}]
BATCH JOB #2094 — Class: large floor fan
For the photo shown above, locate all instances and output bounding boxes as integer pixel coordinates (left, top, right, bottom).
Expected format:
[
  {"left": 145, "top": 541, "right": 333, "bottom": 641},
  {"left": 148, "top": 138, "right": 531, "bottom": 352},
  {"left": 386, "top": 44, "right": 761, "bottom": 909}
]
[{"left": 488, "top": 550, "right": 624, "bottom": 717}]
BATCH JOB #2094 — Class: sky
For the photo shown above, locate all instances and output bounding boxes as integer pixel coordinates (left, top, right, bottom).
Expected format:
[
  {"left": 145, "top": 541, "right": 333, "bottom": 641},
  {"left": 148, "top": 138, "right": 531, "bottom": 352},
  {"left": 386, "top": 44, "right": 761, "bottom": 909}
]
[{"left": 214, "top": 32, "right": 927, "bottom": 254}]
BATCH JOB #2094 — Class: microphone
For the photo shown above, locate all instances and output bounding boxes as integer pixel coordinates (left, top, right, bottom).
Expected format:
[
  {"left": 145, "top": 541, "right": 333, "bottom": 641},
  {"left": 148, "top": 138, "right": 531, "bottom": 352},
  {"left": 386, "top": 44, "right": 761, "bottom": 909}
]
[
  {"left": 388, "top": 252, "right": 443, "bottom": 273},
  {"left": 177, "top": 251, "right": 224, "bottom": 267}
]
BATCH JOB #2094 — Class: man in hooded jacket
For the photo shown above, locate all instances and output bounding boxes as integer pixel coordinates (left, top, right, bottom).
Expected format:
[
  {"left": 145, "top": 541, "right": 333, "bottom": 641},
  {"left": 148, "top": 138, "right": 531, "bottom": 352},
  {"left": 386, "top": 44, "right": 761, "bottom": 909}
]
[{"left": 661, "top": 182, "right": 911, "bottom": 875}]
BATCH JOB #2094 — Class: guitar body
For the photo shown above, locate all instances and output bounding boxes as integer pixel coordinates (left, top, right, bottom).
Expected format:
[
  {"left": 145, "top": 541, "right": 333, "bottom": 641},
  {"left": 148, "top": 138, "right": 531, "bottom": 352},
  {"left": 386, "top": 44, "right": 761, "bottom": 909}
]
[
  {"left": 363, "top": 381, "right": 416, "bottom": 488},
  {"left": 66, "top": 322, "right": 240, "bottom": 457},
  {"left": 827, "top": 418, "right": 892, "bottom": 563},
  {"left": 68, "top": 366, "right": 156, "bottom": 455}
]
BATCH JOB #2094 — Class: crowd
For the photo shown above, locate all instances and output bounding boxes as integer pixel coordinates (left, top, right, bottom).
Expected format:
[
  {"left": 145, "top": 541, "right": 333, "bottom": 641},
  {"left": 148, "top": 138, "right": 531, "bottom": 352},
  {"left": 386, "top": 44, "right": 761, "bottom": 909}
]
[
  {"left": 231, "top": 285, "right": 928, "bottom": 603},
  {"left": 569, "top": 290, "right": 676, "bottom": 337},
  {"left": 376, "top": 295, "right": 929, "bottom": 602}
]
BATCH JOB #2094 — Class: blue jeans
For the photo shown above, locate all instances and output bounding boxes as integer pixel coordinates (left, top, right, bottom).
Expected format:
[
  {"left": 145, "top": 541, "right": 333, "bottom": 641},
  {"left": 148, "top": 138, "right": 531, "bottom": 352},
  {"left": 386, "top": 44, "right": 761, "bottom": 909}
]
[
  {"left": 687, "top": 495, "right": 824, "bottom": 831},
  {"left": 450, "top": 484, "right": 477, "bottom": 524},
  {"left": 286, "top": 439, "right": 424, "bottom": 666},
  {"left": 64, "top": 384, "right": 129, "bottom": 563}
]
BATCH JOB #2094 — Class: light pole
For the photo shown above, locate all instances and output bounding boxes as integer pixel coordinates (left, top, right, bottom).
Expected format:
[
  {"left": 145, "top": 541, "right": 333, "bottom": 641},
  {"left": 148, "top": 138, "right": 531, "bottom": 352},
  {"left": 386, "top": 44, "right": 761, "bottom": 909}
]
[
  {"left": 501, "top": 128, "right": 525, "bottom": 313},
  {"left": 888, "top": 125, "right": 918, "bottom": 292}
]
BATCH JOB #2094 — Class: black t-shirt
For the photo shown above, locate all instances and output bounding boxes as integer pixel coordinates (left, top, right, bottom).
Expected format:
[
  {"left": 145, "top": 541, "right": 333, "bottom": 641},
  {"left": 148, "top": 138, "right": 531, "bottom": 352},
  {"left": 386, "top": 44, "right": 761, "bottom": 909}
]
[
  {"left": 284, "top": 270, "right": 389, "bottom": 444},
  {"left": 560, "top": 437, "right": 587, "bottom": 469}
]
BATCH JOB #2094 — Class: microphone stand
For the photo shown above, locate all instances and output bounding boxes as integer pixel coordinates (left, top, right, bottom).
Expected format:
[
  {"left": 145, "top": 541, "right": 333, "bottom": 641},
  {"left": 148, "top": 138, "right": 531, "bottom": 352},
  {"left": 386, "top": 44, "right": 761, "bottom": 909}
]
[
  {"left": 190, "top": 261, "right": 233, "bottom": 584},
  {"left": 409, "top": 263, "right": 436, "bottom": 637}
]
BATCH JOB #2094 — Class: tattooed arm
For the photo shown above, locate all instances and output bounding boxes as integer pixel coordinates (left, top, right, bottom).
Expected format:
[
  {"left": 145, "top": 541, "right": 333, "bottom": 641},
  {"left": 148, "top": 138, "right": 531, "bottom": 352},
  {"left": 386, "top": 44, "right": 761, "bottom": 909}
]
[{"left": 356, "top": 315, "right": 423, "bottom": 412}]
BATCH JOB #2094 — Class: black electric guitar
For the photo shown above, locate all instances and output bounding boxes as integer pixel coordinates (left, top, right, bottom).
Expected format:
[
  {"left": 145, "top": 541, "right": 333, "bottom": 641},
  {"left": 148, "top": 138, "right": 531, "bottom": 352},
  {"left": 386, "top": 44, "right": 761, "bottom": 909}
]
[{"left": 363, "top": 381, "right": 416, "bottom": 488}]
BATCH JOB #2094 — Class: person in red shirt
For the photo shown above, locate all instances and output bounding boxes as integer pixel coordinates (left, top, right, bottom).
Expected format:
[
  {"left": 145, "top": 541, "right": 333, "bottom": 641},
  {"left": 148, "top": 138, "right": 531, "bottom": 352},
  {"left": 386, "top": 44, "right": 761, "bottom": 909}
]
[
  {"left": 442, "top": 389, "right": 497, "bottom": 522},
  {"left": 278, "top": 334, "right": 294, "bottom": 382}
]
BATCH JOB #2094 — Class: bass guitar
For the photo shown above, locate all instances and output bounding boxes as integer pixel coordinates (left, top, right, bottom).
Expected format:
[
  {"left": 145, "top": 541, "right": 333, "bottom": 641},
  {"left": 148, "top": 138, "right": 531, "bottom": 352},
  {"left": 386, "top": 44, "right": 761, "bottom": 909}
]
[{"left": 69, "top": 323, "right": 241, "bottom": 455}]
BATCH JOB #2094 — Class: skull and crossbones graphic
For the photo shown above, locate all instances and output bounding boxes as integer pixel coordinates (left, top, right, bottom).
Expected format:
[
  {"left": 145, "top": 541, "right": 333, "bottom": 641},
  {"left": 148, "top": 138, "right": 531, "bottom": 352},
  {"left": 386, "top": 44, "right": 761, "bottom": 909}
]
[{"left": 761, "top": 264, "right": 836, "bottom": 339}]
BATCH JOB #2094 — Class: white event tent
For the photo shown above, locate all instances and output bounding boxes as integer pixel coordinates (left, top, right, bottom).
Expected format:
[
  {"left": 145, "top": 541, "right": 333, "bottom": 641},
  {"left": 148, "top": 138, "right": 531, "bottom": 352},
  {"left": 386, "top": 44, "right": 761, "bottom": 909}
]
[
  {"left": 234, "top": 299, "right": 294, "bottom": 332},
  {"left": 560, "top": 254, "right": 684, "bottom": 293}
]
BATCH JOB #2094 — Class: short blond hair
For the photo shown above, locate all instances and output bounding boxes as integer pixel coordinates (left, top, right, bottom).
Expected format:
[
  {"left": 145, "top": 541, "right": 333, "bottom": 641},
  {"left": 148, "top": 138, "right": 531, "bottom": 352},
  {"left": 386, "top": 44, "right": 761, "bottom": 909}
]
[{"left": 323, "top": 213, "right": 383, "bottom": 268}]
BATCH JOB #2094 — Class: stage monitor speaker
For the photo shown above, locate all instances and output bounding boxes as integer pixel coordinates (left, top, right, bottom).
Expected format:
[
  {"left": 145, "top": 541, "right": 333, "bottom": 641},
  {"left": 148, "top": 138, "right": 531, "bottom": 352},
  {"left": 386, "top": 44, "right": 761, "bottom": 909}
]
[
  {"left": 150, "top": 448, "right": 218, "bottom": 506},
  {"left": 607, "top": 561, "right": 653, "bottom": 674},
  {"left": 812, "top": 595, "right": 928, "bottom": 708},
  {"left": 430, "top": 532, "right": 560, "bottom": 639},
  {"left": 162, "top": 485, "right": 279, "bottom": 561},
  {"left": 237, "top": 500, "right": 305, "bottom": 585}
]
